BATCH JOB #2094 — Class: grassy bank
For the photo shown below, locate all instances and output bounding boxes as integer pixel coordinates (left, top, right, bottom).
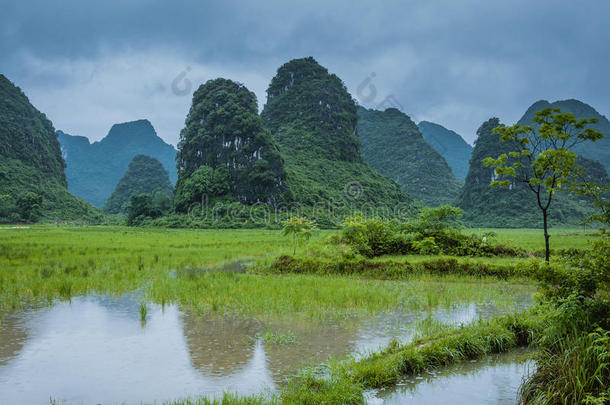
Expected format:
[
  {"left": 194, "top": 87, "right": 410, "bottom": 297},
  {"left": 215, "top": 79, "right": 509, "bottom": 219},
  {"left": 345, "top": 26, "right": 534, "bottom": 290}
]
[{"left": 258, "top": 255, "right": 540, "bottom": 280}]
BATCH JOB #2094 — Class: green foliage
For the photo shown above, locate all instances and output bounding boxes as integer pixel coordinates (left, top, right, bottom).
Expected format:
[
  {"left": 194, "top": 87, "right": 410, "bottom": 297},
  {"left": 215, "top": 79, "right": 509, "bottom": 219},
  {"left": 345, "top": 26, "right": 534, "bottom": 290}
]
[
  {"left": 262, "top": 57, "right": 361, "bottom": 163},
  {"left": 0, "top": 194, "right": 17, "bottom": 221},
  {"left": 518, "top": 99, "right": 610, "bottom": 174},
  {"left": 263, "top": 255, "right": 537, "bottom": 280},
  {"left": 348, "top": 313, "right": 542, "bottom": 390},
  {"left": 418, "top": 121, "right": 473, "bottom": 181},
  {"left": 340, "top": 215, "right": 410, "bottom": 257},
  {"left": 280, "top": 368, "right": 364, "bottom": 405},
  {"left": 175, "top": 78, "right": 285, "bottom": 210},
  {"left": 519, "top": 234, "right": 610, "bottom": 403},
  {"left": 337, "top": 207, "right": 524, "bottom": 258},
  {"left": 126, "top": 193, "right": 166, "bottom": 225},
  {"left": 58, "top": 120, "right": 178, "bottom": 207},
  {"left": 566, "top": 157, "right": 610, "bottom": 225},
  {"left": 17, "top": 192, "right": 43, "bottom": 222},
  {"left": 484, "top": 107, "right": 604, "bottom": 260},
  {"left": 0, "top": 74, "right": 66, "bottom": 184},
  {"left": 104, "top": 155, "right": 173, "bottom": 214},
  {"left": 281, "top": 216, "right": 317, "bottom": 254},
  {"left": 174, "top": 165, "right": 232, "bottom": 213},
  {"left": 458, "top": 117, "right": 599, "bottom": 227},
  {"left": 487, "top": 108, "right": 603, "bottom": 194},
  {"left": 357, "top": 108, "right": 461, "bottom": 206},
  {"left": 151, "top": 392, "right": 277, "bottom": 405}
]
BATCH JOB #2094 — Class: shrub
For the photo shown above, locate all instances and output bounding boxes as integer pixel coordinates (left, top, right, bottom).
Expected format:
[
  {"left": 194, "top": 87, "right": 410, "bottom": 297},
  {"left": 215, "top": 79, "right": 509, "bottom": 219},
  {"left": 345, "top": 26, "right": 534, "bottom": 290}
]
[
  {"left": 519, "top": 233, "right": 610, "bottom": 403},
  {"left": 17, "top": 191, "right": 43, "bottom": 222},
  {"left": 337, "top": 207, "right": 524, "bottom": 258}
]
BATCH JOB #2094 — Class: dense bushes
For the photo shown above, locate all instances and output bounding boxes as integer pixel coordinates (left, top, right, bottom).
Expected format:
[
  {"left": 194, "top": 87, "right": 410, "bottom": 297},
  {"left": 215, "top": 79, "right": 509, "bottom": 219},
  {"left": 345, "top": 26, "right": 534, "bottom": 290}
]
[
  {"left": 0, "top": 191, "right": 45, "bottom": 223},
  {"left": 337, "top": 206, "right": 525, "bottom": 258},
  {"left": 519, "top": 233, "right": 610, "bottom": 403},
  {"left": 125, "top": 193, "right": 172, "bottom": 225}
]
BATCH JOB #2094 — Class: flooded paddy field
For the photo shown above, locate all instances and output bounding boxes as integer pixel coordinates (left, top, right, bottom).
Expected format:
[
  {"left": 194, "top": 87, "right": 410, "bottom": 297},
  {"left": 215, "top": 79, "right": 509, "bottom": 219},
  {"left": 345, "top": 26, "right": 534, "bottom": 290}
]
[
  {"left": 0, "top": 291, "right": 533, "bottom": 404},
  {"left": 1, "top": 226, "right": 578, "bottom": 404}
]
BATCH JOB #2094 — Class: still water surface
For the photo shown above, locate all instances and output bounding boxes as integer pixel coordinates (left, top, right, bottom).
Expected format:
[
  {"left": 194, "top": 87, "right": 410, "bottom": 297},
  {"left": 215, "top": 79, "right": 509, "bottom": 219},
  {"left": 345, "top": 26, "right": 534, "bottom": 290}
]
[
  {"left": 371, "top": 349, "right": 533, "bottom": 404},
  {"left": 0, "top": 294, "right": 532, "bottom": 404}
]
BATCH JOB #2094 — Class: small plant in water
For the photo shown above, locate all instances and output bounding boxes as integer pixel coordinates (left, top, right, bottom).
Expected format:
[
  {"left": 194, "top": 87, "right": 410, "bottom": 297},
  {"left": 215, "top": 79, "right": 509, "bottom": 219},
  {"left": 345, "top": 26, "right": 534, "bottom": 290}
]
[
  {"left": 139, "top": 302, "right": 147, "bottom": 323},
  {"left": 258, "top": 329, "right": 297, "bottom": 345}
]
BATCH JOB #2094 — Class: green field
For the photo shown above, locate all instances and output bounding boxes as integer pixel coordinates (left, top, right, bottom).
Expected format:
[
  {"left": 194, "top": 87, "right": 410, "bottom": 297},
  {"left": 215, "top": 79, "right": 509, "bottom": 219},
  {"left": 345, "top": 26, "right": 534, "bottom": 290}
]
[
  {"left": 0, "top": 226, "right": 597, "bottom": 313},
  {"left": 0, "top": 225, "right": 553, "bottom": 319}
]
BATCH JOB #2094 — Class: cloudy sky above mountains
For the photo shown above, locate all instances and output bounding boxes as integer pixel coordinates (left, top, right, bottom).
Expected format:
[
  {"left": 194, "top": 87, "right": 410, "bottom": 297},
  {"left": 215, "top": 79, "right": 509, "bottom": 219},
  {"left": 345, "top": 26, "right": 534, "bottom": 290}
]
[{"left": 1, "top": 0, "right": 608, "bottom": 145}]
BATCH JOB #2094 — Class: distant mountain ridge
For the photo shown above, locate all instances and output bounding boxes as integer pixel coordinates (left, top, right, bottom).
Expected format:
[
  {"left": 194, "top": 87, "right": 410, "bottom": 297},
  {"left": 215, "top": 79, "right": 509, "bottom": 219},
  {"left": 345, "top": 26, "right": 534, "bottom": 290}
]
[
  {"left": 518, "top": 99, "right": 610, "bottom": 174},
  {"left": 357, "top": 107, "right": 461, "bottom": 206},
  {"left": 418, "top": 121, "right": 473, "bottom": 182},
  {"left": 0, "top": 74, "right": 99, "bottom": 221},
  {"left": 59, "top": 119, "right": 178, "bottom": 207}
]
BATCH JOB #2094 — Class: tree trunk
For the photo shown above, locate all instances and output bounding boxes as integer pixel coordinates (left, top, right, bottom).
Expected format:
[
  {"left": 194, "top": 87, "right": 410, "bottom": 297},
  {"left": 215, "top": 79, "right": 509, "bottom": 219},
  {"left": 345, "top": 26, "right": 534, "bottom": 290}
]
[{"left": 543, "top": 208, "right": 550, "bottom": 262}]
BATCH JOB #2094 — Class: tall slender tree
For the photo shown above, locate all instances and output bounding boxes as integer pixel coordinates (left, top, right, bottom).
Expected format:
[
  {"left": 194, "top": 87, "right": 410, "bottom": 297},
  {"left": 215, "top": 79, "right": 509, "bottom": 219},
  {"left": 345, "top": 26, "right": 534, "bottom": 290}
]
[{"left": 484, "top": 108, "right": 603, "bottom": 261}]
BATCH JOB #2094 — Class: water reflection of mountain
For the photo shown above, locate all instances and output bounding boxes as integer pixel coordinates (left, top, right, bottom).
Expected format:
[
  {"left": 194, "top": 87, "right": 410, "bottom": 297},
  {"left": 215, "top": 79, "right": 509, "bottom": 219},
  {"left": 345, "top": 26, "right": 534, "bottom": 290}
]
[
  {"left": 181, "top": 312, "right": 360, "bottom": 381},
  {"left": 262, "top": 321, "right": 357, "bottom": 380},
  {"left": 0, "top": 312, "right": 29, "bottom": 366},
  {"left": 182, "top": 313, "right": 261, "bottom": 376}
]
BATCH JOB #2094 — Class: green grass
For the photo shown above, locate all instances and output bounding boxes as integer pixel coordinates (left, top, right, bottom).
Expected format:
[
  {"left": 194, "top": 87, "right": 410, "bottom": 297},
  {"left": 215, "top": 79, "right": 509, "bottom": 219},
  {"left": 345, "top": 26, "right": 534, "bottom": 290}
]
[
  {"left": 520, "top": 328, "right": 610, "bottom": 404},
  {"left": 142, "top": 392, "right": 278, "bottom": 405},
  {"left": 472, "top": 228, "right": 601, "bottom": 251},
  {"left": 0, "top": 226, "right": 537, "bottom": 321}
]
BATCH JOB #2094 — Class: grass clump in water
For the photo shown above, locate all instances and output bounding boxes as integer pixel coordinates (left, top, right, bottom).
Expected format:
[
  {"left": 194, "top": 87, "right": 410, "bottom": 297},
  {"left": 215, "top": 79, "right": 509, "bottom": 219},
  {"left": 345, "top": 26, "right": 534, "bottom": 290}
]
[
  {"left": 140, "top": 302, "right": 147, "bottom": 323},
  {"left": 258, "top": 329, "right": 297, "bottom": 345},
  {"left": 280, "top": 365, "right": 364, "bottom": 405},
  {"left": 151, "top": 392, "right": 277, "bottom": 405}
]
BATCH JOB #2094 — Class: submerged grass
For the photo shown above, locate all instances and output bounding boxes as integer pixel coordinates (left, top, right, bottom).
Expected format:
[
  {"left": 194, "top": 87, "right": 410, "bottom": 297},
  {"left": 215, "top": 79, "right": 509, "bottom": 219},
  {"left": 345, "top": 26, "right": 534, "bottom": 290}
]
[
  {"left": 148, "top": 392, "right": 278, "bottom": 405},
  {"left": 147, "top": 271, "right": 535, "bottom": 321},
  {"left": 0, "top": 226, "right": 536, "bottom": 321},
  {"left": 258, "top": 329, "right": 298, "bottom": 345}
]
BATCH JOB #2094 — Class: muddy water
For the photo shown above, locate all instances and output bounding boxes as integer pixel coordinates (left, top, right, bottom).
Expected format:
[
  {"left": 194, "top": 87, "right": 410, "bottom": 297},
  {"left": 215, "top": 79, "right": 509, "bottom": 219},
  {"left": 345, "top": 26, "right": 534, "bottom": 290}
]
[
  {"left": 370, "top": 349, "right": 534, "bottom": 404},
  {"left": 0, "top": 295, "right": 532, "bottom": 404}
]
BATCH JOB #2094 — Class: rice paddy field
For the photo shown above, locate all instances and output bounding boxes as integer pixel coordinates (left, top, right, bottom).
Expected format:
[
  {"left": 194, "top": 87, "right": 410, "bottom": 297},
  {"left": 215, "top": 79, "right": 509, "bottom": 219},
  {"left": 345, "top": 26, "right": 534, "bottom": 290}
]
[{"left": 0, "top": 226, "right": 600, "bottom": 404}]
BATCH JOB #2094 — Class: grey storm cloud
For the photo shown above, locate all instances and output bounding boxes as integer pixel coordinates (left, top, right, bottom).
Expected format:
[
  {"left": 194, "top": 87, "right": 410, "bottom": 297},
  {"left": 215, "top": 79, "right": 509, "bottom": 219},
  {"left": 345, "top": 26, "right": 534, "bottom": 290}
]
[{"left": 1, "top": 0, "right": 609, "bottom": 145}]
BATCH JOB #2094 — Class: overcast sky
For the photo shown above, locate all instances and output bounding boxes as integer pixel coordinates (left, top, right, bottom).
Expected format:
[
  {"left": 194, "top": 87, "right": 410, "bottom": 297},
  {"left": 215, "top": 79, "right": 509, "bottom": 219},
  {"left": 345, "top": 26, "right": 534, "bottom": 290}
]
[{"left": 1, "top": 0, "right": 608, "bottom": 146}]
